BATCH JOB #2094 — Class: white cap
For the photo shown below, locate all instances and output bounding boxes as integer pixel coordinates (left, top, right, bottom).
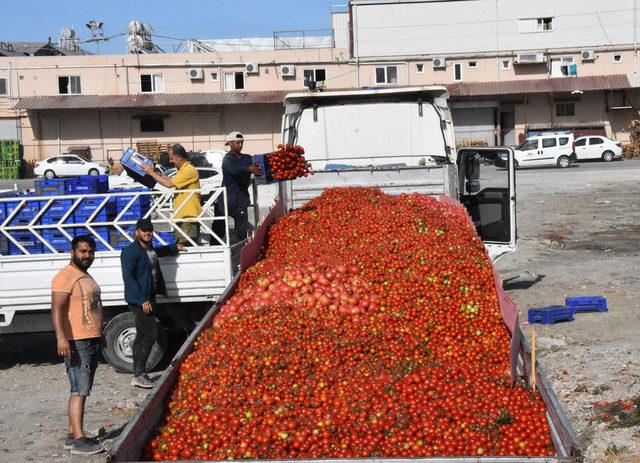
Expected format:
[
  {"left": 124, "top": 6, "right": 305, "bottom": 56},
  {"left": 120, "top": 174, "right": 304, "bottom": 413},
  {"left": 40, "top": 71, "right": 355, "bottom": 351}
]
[{"left": 225, "top": 131, "right": 244, "bottom": 145}]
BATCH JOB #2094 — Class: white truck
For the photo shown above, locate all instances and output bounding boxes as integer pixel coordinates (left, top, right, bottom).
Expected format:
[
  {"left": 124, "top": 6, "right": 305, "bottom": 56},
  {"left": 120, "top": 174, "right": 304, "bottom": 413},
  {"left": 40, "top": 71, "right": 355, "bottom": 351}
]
[{"left": 0, "top": 187, "right": 255, "bottom": 372}]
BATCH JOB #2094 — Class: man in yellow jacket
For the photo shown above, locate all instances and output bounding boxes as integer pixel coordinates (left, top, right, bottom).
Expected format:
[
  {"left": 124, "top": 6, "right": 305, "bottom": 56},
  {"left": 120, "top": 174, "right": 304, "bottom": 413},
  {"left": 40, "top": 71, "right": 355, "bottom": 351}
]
[{"left": 142, "top": 144, "right": 201, "bottom": 245}]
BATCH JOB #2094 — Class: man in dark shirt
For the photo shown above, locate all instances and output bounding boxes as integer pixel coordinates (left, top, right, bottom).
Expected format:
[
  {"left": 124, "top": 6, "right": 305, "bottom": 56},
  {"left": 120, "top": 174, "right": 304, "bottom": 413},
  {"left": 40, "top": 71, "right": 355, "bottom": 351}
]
[
  {"left": 120, "top": 218, "right": 183, "bottom": 388},
  {"left": 219, "top": 131, "right": 262, "bottom": 241}
]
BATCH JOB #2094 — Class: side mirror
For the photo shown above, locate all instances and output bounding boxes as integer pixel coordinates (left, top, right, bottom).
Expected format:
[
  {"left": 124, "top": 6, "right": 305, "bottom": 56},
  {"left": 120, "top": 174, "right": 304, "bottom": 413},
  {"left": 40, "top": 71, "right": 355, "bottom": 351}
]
[{"left": 466, "top": 180, "right": 480, "bottom": 193}]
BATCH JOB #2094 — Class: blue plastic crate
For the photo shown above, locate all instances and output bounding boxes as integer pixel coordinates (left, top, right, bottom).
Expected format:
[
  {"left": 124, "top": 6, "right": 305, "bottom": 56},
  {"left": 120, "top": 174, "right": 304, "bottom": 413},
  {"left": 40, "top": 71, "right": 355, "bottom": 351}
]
[
  {"left": 121, "top": 148, "right": 154, "bottom": 177},
  {"left": 5, "top": 197, "right": 40, "bottom": 221},
  {"left": 565, "top": 295, "right": 607, "bottom": 313},
  {"left": 114, "top": 188, "right": 152, "bottom": 209},
  {"left": 75, "top": 196, "right": 116, "bottom": 218},
  {"left": 152, "top": 231, "right": 175, "bottom": 248},
  {"left": 39, "top": 198, "right": 75, "bottom": 218},
  {"left": 252, "top": 153, "right": 276, "bottom": 185},
  {"left": 34, "top": 179, "right": 73, "bottom": 196},
  {"left": 528, "top": 306, "right": 575, "bottom": 325},
  {"left": 42, "top": 230, "right": 72, "bottom": 254},
  {"left": 109, "top": 227, "right": 135, "bottom": 250},
  {"left": 68, "top": 175, "right": 109, "bottom": 194},
  {"left": 7, "top": 232, "right": 44, "bottom": 255},
  {"left": 72, "top": 226, "right": 111, "bottom": 251},
  {"left": 118, "top": 210, "right": 147, "bottom": 221}
]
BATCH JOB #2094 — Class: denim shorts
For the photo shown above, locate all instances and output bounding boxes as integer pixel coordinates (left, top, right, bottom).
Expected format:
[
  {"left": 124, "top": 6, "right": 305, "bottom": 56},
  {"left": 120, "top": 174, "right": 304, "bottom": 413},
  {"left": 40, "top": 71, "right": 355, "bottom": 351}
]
[{"left": 64, "top": 338, "right": 99, "bottom": 397}]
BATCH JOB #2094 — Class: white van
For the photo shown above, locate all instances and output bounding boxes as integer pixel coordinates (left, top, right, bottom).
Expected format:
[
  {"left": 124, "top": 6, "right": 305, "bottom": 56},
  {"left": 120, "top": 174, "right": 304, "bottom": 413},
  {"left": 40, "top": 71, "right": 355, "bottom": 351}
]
[{"left": 511, "top": 133, "right": 576, "bottom": 168}]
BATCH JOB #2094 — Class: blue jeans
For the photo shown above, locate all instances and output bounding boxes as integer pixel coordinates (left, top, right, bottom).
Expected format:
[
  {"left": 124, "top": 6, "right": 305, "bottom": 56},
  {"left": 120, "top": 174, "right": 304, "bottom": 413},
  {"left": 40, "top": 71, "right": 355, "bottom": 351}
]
[{"left": 64, "top": 338, "right": 99, "bottom": 397}]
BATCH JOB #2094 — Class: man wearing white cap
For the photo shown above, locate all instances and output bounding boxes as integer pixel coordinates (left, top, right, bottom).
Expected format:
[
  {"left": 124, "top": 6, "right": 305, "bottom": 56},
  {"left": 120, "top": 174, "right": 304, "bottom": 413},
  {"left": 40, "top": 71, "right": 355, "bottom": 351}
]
[{"left": 219, "top": 131, "right": 262, "bottom": 241}]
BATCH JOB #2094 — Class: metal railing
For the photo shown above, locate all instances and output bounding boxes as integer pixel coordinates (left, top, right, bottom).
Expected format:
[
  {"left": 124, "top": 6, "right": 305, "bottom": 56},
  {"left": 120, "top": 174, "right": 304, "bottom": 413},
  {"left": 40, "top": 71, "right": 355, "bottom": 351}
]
[{"left": 0, "top": 187, "right": 230, "bottom": 255}]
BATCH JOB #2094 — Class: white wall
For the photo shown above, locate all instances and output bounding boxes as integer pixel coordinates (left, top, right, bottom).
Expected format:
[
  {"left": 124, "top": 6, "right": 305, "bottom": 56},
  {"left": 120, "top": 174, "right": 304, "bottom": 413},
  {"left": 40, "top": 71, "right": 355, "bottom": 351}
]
[{"left": 352, "top": 0, "right": 640, "bottom": 58}]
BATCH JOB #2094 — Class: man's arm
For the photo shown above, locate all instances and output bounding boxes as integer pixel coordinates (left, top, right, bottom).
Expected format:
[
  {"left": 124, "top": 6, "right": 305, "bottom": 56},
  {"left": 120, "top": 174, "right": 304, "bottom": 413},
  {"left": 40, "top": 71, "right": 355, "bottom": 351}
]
[
  {"left": 51, "top": 292, "right": 71, "bottom": 357},
  {"left": 223, "top": 156, "right": 263, "bottom": 177},
  {"left": 141, "top": 163, "right": 175, "bottom": 188},
  {"left": 155, "top": 243, "right": 184, "bottom": 258}
]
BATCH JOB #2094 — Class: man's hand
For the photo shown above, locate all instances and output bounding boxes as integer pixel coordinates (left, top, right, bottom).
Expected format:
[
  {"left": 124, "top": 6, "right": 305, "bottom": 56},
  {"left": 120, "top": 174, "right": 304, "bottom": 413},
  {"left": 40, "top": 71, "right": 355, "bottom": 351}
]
[
  {"left": 248, "top": 163, "right": 263, "bottom": 175},
  {"left": 142, "top": 301, "right": 153, "bottom": 314},
  {"left": 57, "top": 338, "right": 71, "bottom": 358},
  {"left": 141, "top": 163, "right": 155, "bottom": 175},
  {"left": 176, "top": 243, "right": 185, "bottom": 252}
]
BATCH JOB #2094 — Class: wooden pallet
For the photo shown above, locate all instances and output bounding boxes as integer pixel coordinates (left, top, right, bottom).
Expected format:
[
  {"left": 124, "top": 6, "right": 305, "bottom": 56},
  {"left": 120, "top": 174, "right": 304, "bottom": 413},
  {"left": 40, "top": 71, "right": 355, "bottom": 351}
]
[{"left": 136, "top": 140, "right": 172, "bottom": 162}]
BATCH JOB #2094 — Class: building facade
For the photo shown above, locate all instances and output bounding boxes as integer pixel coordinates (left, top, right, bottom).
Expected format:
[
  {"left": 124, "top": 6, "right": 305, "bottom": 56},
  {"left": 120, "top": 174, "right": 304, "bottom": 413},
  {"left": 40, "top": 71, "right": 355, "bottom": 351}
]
[{"left": 1, "top": 1, "right": 639, "bottom": 163}]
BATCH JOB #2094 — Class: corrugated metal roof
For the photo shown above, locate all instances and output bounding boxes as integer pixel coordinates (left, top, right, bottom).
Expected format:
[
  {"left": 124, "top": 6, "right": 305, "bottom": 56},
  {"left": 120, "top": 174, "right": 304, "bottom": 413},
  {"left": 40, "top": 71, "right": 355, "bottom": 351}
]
[
  {"left": 13, "top": 91, "right": 291, "bottom": 110},
  {"left": 447, "top": 75, "right": 632, "bottom": 97}
]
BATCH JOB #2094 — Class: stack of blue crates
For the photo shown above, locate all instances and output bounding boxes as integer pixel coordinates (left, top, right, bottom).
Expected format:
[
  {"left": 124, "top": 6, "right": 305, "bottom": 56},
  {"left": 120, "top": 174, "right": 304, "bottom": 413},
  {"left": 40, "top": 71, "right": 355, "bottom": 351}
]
[
  {"left": 1, "top": 193, "right": 42, "bottom": 255},
  {"left": 152, "top": 231, "right": 175, "bottom": 248},
  {"left": 114, "top": 188, "right": 151, "bottom": 222},
  {"left": 528, "top": 295, "right": 608, "bottom": 325}
]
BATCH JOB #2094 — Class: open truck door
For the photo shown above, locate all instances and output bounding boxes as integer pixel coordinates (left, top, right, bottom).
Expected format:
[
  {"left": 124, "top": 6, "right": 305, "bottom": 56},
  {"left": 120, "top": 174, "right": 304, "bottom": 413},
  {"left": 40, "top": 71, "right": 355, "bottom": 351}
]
[{"left": 457, "top": 147, "right": 516, "bottom": 261}]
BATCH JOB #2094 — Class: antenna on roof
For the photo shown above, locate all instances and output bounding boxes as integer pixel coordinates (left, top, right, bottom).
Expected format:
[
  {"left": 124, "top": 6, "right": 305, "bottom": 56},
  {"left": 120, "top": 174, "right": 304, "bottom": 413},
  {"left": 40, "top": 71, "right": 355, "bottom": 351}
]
[{"left": 85, "top": 20, "right": 105, "bottom": 53}]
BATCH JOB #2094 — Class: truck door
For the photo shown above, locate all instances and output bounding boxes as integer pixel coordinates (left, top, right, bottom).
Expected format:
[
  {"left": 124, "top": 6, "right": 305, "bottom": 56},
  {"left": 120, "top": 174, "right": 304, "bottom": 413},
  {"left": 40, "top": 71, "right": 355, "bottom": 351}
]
[{"left": 457, "top": 148, "right": 516, "bottom": 260}]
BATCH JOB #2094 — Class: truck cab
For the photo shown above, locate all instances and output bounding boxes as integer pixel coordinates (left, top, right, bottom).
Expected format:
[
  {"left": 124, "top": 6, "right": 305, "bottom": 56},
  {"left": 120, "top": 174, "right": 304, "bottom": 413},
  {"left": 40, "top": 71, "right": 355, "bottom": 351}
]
[{"left": 279, "top": 86, "right": 516, "bottom": 260}]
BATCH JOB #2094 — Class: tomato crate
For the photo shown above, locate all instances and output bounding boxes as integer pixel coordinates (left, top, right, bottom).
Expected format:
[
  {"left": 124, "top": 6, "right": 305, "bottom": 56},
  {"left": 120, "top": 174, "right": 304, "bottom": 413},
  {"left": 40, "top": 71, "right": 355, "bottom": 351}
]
[
  {"left": 252, "top": 153, "right": 276, "bottom": 185},
  {"left": 109, "top": 227, "right": 135, "bottom": 250},
  {"left": 68, "top": 175, "right": 109, "bottom": 194},
  {"left": 39, "top": 198, "right": 75, "bottom": 218},
  {"left": 34, "top": 178, "right": 73, "bottom": 196},
  {"left": 42, "top": 230, "right": 72, "bottom": 254},
  {"left": 528, "top": 305, "right": 575, "bottom": 325},
  {"left": 121, "top": 147, "right": 154, "bottom": 178},
  {"left": 72, "top": 226, "right": 111, "bottom": 251},
  {"left": 7, "top": 232, "right": 44, "bottom": 255},
  {"left": 565, "top": 295, "right": 607, "bottom": 313},
  {"left": 4, "top": 197, "right": 40, "bottom": 221},
  {"left": 152, "top": 231, "right": 175, "bottom": 247}
]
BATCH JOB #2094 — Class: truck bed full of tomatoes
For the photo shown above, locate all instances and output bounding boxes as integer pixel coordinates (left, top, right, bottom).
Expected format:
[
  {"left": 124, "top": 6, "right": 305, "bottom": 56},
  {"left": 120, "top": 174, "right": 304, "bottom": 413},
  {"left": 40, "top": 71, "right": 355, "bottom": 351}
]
[{"left": 148, "top": 188, "right": 554, "bottom": 461}]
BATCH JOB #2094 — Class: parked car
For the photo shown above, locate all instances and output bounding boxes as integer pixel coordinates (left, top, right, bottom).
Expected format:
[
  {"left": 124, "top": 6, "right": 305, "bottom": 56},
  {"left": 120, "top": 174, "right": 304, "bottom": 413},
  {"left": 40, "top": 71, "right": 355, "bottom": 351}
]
[
  {"left": 574, "top": 136, "right": 623, "bottom": 162},
  {"left": 201, "top": 149, "right": 226, "bottom": 170},
  {"left": 34, "top": 154, "right": 110, "bottom": 179},
  {"left": 497, "top": 133, "right": 576, "bottom": 168}
]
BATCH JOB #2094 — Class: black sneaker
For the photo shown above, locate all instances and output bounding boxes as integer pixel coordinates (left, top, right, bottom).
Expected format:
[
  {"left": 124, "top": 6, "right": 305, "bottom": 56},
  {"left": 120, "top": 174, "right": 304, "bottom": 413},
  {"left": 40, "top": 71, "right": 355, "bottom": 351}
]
[
  {"left": 70, "top": 436, "right": 104, "bottom": 455},
  {"left": 64, "top": 434, "right": 97, "bottom": 450},
  {"left": 131, "top": 374, "right": 155, "bottom": 389},
  {"left": 63, "top": 434, "right": 74, "bottom": 450}
]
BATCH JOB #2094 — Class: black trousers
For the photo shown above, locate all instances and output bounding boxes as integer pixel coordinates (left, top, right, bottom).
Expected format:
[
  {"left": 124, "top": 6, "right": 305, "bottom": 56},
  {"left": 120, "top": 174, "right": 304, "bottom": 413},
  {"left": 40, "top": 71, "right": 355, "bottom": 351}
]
[{"left": 128, "top": 304, "right": 158, "bottom": 377}]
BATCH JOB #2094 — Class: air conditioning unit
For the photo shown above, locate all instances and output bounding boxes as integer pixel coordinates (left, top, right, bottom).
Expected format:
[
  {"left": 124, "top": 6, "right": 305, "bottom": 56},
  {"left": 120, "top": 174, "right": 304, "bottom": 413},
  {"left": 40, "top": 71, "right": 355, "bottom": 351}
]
[
  {"left": 280, "top": 64, "right": 296, "bottom": 77},
  {"left": 515, "top": 52, "right": 545, "bottom": 64},
  {"left": 581, "top": 50, "right": 595, "bottom": 61},
  {"left": 187, "top": 68, "right": 204, "bottom": 79},
  {"left": 244, "top": 63, "right": 259, "bottom": 74},
  {"left": 432, "top": 57, "right": 447, "bottom": 69}
]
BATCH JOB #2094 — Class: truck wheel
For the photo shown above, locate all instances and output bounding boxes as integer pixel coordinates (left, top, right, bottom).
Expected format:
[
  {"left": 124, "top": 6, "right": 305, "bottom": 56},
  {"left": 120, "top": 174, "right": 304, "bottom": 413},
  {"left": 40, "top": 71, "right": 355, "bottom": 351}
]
[
  {"left": 557, "top": 155, "right": 571, "bottom": 168},
  {"left": 602, "top": 151, "right": 614, "bottom": 162},
  {"left": 102, "top": 312, "right": 168, "bottom": 373}
]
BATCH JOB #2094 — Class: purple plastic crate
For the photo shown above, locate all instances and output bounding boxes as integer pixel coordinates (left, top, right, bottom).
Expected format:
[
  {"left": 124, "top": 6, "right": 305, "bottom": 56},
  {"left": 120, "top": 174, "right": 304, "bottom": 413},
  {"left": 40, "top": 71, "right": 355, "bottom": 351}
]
[
  {"left": 565, "top": 296, "right": 607, "bottom": 313},
  {"left": 528, "top": 306, "right": 575, "bottom": 325}
]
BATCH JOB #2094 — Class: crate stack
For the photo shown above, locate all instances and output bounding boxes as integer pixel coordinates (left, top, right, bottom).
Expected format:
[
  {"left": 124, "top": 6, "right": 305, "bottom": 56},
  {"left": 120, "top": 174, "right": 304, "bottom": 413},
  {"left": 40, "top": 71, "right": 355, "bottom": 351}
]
[
  {"left": 0, "top": 139, "right": 21, "bottom": 180},
  {"left": 1, "top": 175, "right": 156, "bottom": 256}
]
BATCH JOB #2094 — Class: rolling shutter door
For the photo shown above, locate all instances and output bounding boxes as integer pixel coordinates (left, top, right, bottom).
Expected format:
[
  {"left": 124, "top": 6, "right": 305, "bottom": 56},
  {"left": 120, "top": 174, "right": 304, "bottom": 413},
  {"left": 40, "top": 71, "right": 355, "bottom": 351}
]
[
  {"left": 451, "top": 108, "right": 495, "bottom": 146},
  {"left": 0, "top": 119, "right": 19, "bottom": 140}
]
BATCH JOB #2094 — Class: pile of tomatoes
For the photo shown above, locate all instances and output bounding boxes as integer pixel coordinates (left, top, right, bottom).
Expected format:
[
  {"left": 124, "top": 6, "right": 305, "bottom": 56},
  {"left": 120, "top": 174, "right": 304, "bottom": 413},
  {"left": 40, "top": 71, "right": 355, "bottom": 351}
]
[
  {"left": 266, "top": 144, "right": 312, "bottom": 181},
  {"left": 148, "top": 188, "right": 554, "bottom": 461}
]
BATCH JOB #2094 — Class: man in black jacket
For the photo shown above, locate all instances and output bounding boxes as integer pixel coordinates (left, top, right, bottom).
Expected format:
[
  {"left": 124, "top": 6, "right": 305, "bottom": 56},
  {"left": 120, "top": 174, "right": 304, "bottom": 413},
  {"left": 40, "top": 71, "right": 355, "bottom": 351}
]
[
  {"left": 120, "top": 218, "right": 183, "bottom": 388},
  {"left": 219, "top": 131, "right": 262, "bottom": 241}
]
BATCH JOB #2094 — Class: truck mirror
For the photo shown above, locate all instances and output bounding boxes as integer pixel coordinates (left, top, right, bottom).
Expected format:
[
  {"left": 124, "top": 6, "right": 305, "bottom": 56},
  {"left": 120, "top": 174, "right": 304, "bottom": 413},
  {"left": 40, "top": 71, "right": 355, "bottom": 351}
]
[{"left": 466, "top": 180, "right": 480, "bottom": 193}]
